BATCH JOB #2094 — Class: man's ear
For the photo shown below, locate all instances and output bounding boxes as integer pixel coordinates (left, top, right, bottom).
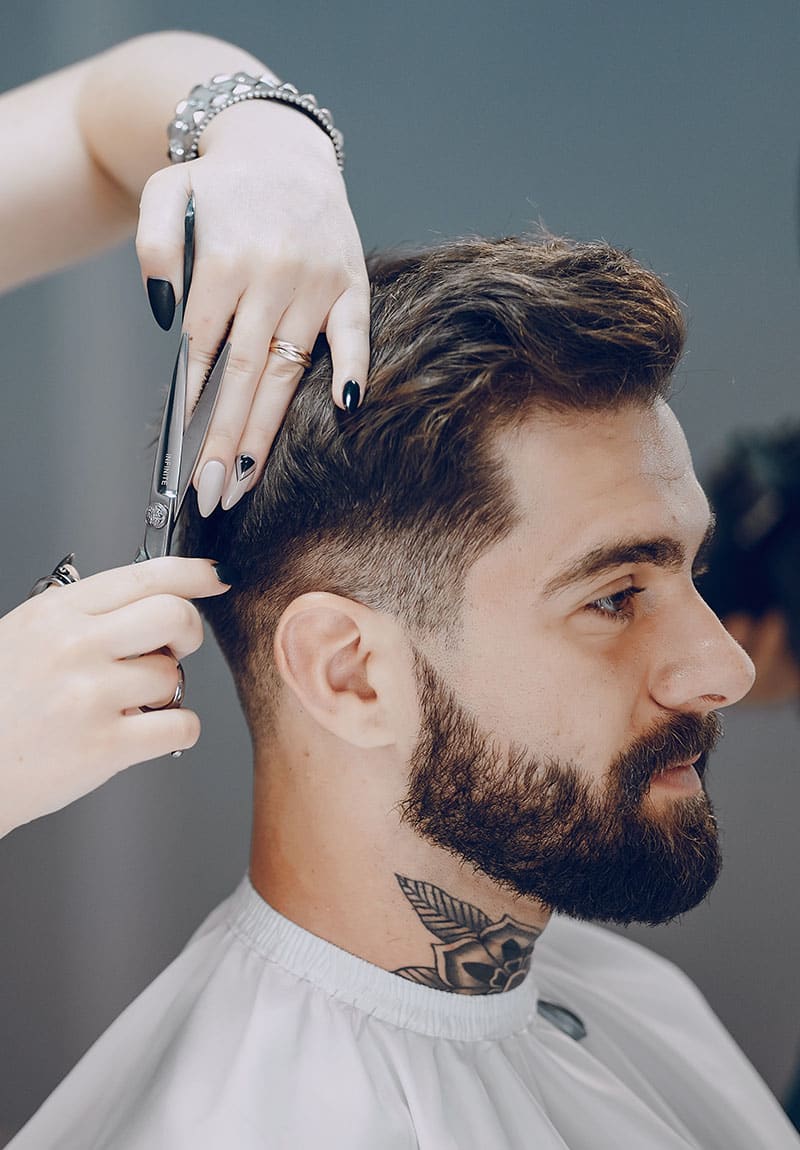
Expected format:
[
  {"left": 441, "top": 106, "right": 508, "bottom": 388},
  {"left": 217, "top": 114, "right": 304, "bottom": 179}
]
[{"left": 274, "top": 592, "right": 412, "bottom": 748}]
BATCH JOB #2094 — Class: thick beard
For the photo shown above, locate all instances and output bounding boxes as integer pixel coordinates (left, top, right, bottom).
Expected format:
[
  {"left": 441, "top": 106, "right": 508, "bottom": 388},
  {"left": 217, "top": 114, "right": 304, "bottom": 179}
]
[{"left": 401, "top": 652, "right": 723, "bottom": 926}]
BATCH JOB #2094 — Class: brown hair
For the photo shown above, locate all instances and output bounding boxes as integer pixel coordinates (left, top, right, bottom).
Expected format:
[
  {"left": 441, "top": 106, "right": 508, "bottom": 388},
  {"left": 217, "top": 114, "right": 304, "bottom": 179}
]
[{"left": 180, "top": 235, "right": 685, "bottom": 733}]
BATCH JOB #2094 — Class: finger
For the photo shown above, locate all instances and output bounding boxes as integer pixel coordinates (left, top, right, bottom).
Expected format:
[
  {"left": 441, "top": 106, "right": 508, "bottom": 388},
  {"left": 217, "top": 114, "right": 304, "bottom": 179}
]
[
  {"left": 111, "top": 652, "right": 184, "bottom": 711},
  {"left": 192, "top": 293, "right": 283, "bottom": 516},
  {"left": 181, "top": 259, "right": 242, "bottom": 418},
  {"left": 325, "top": 281, "right": 371, "bottom": 411},
  {"left": 220, "top": 310, "right": 322, "bottom": 511},
  {"left": 66, "top": 557, "right": 229, "bottom": 616},
  {"left": 99, "top": 595, "right": 205, "bottom": 661},
  {"left": 136, "top": 167, "right": 193, "bottom": 330},
  {"left": 119, "top": 708, "right": 202, "bottom": 765}
]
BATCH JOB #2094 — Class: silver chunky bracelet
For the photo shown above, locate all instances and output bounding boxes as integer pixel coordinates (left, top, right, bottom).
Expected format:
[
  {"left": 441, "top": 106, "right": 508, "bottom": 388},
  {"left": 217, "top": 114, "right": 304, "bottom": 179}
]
[{"left": 167, "top": 72, "right": 344, "bottom": 170}]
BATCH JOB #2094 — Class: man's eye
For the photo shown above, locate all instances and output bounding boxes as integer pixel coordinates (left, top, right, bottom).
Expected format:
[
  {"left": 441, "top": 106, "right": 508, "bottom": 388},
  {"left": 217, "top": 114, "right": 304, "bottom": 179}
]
[{"left": 585, "top": 586, "right": 644, "bottom": 623}]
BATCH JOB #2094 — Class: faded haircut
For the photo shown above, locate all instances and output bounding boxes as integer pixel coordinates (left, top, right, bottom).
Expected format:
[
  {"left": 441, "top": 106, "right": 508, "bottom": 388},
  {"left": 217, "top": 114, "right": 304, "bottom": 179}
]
[{"left": 179, "top": 235, "right": 685, "bottom": 734}]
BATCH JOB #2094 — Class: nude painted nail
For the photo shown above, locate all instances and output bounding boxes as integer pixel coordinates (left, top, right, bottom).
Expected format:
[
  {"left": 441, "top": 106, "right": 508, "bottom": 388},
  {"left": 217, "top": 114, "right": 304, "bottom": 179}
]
[
  {"left": 197, "top": 460, "right": 226, "bottom": 517},
  {"left": 221, "top": 485, "right": 247, "bottom": 512}
]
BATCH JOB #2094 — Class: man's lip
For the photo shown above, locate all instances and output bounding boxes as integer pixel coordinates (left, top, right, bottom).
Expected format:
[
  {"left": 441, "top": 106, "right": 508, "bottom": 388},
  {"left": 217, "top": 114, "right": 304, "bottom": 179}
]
[{"left": 660, "top": 753, "right": 701, "bottom": 774}]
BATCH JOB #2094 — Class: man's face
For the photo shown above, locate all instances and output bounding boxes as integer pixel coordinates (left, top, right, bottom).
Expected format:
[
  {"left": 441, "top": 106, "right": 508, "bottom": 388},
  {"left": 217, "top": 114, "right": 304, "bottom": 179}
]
[{"left": 403, "top": 402, "right": 755, "bottom": 924}]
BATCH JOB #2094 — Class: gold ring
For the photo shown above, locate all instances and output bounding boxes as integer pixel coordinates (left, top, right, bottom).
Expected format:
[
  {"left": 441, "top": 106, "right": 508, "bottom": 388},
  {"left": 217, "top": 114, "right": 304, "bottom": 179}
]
[{"left": 269, "top": 338, "right": 312, "bottom": 370}]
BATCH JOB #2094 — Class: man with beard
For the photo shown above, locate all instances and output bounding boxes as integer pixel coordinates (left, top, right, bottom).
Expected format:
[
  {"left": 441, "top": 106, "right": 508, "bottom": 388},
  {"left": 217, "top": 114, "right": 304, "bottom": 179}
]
[{"left": 11, "top": 237, "right": 799, "bottom": 1148}]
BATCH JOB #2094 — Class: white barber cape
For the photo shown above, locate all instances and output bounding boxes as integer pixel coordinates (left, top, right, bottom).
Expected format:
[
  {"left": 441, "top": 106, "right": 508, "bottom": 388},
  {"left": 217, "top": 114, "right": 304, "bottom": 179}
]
[{"left": 11, "top": 875, "right": 799, "bottom": 1149}]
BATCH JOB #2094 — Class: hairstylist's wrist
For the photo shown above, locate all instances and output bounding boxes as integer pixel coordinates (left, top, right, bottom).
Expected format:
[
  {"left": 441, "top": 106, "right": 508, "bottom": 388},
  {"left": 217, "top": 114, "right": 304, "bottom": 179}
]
[
  {"left": 199, "top": 98, "right": 342, "bottom": 172},
  {"left": 167, "top": 68, "right": 345, "bottom": 172}
]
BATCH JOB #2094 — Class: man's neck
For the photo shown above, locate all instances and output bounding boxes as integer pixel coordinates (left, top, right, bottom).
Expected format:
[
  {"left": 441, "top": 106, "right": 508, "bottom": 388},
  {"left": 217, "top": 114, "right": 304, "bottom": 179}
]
[{"left": 249, "top": 749, "right": 551, "bottom": 995}]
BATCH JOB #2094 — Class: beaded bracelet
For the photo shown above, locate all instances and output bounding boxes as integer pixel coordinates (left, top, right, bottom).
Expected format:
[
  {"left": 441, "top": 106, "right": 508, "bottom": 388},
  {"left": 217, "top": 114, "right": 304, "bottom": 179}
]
[{"left": 167, "top": 72, "right": 344, "bottom": 170}]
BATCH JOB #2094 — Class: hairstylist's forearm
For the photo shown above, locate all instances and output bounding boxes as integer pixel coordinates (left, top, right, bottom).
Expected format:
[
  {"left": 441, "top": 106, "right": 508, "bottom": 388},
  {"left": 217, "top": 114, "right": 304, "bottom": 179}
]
[
  {"left": 0, "top": 32, "right": 275, "bottom": 292},
  {"left": 78, "top": 32, "right": 277, "bottom": 202}
]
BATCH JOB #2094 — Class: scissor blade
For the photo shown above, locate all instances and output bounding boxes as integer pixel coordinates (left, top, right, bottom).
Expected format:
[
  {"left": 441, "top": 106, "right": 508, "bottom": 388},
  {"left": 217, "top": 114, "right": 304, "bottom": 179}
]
[
  {"left": 182, "top": 195, "right": 195, "bottom": 321},
  {"left": 176, "top": 341, "right": 231, "bottom": 511},
  {"left": 150, "top": 332, "right": 188, "bottom": 502}
]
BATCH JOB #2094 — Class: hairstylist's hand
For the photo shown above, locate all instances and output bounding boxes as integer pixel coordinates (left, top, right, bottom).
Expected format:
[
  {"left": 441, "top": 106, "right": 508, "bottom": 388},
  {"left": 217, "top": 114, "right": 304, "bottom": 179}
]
[
  {"left": 4, "top": 32, "right": 369, "bottom": 514},
  {"left": 4, "top": 34, "right": 370, "bottom": 494},
  {"left": 0, "top": 558, "right": 228, "bottom": 840},
  {"left": 136, "top": 101, "right": 370, "bottom": 517}
]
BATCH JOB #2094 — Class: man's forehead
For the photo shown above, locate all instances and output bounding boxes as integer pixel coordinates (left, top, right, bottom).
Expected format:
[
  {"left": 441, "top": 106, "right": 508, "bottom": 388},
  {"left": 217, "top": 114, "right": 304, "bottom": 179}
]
[
  {"left": 490, "top": 405, "right": 708, "bottom": 577},
  {"left": 495, "top": 402, "right": 691, "bottom": 479}
]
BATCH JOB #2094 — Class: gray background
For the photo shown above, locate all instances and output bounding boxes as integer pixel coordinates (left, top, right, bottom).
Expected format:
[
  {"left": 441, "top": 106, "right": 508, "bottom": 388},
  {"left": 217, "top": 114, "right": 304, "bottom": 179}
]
[{"left": 1, "top": 0, "right": 799, "bottom": 1141}]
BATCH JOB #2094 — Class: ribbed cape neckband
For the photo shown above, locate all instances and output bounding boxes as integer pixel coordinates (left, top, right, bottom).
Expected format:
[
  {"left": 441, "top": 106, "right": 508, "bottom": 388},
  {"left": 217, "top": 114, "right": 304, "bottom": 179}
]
[{"left": 225, "top": 873, "right": 540, "bottom": 1041}]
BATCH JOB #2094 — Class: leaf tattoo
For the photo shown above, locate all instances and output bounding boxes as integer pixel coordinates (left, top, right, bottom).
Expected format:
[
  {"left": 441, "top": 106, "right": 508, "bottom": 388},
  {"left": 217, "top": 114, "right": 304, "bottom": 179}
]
[
  {"left": 393, "top": 874, "right": 541, "bottom": 995},
  {"left": 395, "top": 875, "right": 491, "bottom": 944}
]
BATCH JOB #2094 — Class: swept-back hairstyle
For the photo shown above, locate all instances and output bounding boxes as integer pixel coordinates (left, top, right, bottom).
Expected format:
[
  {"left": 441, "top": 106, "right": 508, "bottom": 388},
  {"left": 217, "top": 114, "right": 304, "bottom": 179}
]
[{"left": 180, "top": 235, "right": 685, "bottom": 733}]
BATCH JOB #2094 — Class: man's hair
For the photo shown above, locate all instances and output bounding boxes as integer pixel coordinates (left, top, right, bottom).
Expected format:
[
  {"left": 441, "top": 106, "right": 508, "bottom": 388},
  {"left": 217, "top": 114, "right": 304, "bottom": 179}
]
[{"left": 180, "top": 235, "right": 685, "bottom": 734}]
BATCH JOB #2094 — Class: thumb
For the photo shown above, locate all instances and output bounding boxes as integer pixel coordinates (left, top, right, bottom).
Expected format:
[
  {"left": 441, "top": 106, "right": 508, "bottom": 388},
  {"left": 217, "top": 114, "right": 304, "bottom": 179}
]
[{"left": 136, "top": 165, "right": 194, "bottom": 330}]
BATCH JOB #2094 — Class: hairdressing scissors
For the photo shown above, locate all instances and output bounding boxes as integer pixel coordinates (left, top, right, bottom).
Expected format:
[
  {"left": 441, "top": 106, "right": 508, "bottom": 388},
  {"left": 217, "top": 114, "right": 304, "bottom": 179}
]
[
  {"left": 28, "top": 198, "right": 229, "bottom": 601},
  {"left": 132, "top": 196, "right": 230, "bottom": 745},
  {"left": 135, "top": 195, "right": 231, "bottom": 563}
]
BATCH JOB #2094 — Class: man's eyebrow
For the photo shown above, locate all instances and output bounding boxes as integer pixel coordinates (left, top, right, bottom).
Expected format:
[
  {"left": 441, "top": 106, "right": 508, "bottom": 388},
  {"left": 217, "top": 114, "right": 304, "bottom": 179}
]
[{"left": 541, "top": 513, "right": 717, "bottom": 600}]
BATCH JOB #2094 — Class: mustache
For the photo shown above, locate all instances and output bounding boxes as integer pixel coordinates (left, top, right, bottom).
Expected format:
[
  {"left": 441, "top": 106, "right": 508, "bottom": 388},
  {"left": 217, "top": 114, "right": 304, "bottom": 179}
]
[{"left": 613, "top": 711, "right": 723, "bottom": 800}]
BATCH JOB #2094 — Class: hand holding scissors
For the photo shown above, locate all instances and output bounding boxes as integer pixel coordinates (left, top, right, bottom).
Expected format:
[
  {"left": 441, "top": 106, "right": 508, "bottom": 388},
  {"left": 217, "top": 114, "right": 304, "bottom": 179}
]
[
  {"left": 3, "top": 31, "right": 370, "bottom": 515},
  {"left": 31, "top": 198, "right": 229, "bottom": 723},
  {"left": 132, "top": 197, "right": 231, "bottom": 737},
  {"left": 135, "top": 199, "right": 231, "bottom": 569},
  {"left": 2, "top": 201, "right": 230, "bottom": 838},
  {"left": 2, "top": 556, "right": 228, "bottom": 839}
]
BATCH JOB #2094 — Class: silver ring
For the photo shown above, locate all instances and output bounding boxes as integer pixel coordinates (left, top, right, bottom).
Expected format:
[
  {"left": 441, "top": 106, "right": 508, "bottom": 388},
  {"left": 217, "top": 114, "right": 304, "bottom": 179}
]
[
  {"left": 269, "top": 338, "right": 312, "bottom": 370},
  {"left": 140, "top": 662, "right": 185, "bottom": 713},
  {"left": 28, "top": 553, "right": 81, "bottom": 599}
]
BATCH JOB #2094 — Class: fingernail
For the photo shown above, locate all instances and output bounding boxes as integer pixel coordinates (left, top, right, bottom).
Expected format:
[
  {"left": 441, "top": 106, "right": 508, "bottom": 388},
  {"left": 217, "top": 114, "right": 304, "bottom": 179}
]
[
  {"left": 197, "top": 460, "right": 226, "bottom": 517},
  {"left": 213, "top": 562, "right": 237, "bottom": 586},
  {"left": 342, "top": 380, "right": 361, "bottom": 413},
  {"left": 208, "top": 563, "right": 229, "bottom": 588},
  {"left": 221, "top": 454, "right": 257, "bottom": 511},
  {"left": 146, "top": 278, "right": 176, "bottom": 331}
]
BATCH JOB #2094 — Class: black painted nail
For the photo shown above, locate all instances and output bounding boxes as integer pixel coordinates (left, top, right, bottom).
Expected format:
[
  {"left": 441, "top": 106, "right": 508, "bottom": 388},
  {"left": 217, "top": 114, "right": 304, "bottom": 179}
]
[
  {"left": 147, "top": 278, "right": 176, "bottom": 331},
  {"left": 214, "top": 562, "right": 235, "bottom": 586},
  {"left": 342, "top": 380, "right": 361, "bottom": 413},
  {"left": 236, "top": 454, "right": 257, "bottom": 482}
]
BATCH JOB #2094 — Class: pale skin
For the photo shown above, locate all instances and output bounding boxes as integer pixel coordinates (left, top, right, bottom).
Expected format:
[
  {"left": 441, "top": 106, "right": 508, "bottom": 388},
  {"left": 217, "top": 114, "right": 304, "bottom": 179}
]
[
  {"left": 0, "top": 32, "right": 369, "bottom": 837},
  {"left": 250, "top": 403, "right": 755, "bottom": 974},
  {"left": 0, "top": 558, "right": 228, "bottom": 840}
]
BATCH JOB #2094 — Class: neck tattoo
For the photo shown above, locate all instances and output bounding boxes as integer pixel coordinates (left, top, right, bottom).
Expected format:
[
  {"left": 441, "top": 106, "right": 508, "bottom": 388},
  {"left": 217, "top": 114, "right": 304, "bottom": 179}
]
[{"left": 392, "top": 874, "right": 541, "bottom": 994}]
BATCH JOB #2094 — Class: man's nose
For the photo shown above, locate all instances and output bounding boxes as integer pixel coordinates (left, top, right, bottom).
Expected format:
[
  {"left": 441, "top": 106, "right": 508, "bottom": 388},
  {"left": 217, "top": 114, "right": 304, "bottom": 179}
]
[{"left": 650, "top": 591, "right": 756, "bottom": 713}]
